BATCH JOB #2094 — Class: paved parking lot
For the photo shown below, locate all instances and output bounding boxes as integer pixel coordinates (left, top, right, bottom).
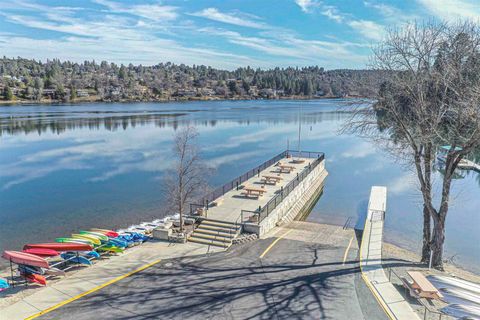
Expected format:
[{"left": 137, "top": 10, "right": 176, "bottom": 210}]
[{"left": 39, "top": 222, "right": 387, "bottom": 320}]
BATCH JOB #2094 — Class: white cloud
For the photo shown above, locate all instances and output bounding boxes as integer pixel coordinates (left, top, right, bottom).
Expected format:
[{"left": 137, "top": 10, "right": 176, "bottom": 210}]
[
  {"left": 295, "top": 0, "right": 319, "bottom": 13},
  {"left": 348, "top": 19, "right": 385, "bottom": 41},
  {"left": 364, "top": 1, "right": 419, "bottom": 24},
  {"left": 417, "top": 0, "right": 480, "bottom": 21},
  {"left": 190, "top": 8, "right": 266, "bottom": 29},
  {"left": 198, "top": 27, "right": 369, "bottom": 67},
  {"left": 93, "top": 0, "right": 178, "bottom": 22},
  {"left": 321, "top": 5, "right": 344, "bottom": 23}
]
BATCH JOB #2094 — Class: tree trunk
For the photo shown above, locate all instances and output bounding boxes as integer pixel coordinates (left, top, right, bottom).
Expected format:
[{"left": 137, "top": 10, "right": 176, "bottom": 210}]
[
  {"left": 421, "top": 205, "right": 431, "bottom": 263},
  {"left": 431, "top": 216, "right": 445, "bottom": 269}
]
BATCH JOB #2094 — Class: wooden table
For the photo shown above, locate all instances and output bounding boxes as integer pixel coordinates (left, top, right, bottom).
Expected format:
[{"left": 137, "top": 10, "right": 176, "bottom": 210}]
[
  {"left": 242, "top": 186, "right": 267, "bottom": 198},
  {"left": 277, "top": 164, "right": 295, "bottom": 173},
  {"left": 407, "top": 271, "right": 444, "bottom": 300},
  {"left": 261, "top": 175, "right": 283, "bottom": 184}
]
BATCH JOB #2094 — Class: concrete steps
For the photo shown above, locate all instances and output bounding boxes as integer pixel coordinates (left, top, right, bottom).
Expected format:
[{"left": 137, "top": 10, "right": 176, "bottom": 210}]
[{"left": 188, "top": 219, "right": 241, "bottom": 248}]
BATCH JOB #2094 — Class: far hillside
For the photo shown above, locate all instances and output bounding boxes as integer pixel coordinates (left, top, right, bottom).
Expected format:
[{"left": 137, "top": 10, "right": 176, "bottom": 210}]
[{"left": 0, "top": 57, "right": 387, "bottom": 103}]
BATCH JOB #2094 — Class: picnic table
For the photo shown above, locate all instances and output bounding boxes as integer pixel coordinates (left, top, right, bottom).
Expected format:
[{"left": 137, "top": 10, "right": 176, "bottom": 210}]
[
  {"left": 242, "top": 186, "right": 267, "bottom": 198},
  {"left": 261, "top": 175, "right": 283, "bottom": 185},
  {"left": 407, "top": 271, "right": 444, "bottom": 300},
  {"left": 276, "top": 164, "right": 295, "bottom": 173}
]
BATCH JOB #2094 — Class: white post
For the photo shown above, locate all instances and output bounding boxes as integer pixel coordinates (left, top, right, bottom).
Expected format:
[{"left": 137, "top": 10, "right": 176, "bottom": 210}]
[{"left": 428, "top": 249, "right": 433, "bottom": 270}]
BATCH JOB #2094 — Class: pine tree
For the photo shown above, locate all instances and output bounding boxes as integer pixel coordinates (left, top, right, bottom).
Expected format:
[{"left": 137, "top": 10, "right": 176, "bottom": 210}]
[{"left": 3, "top": 86, "right": 13, "bottom": 100}]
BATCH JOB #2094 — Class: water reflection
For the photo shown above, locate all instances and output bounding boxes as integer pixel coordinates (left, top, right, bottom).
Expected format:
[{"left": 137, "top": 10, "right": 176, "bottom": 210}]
[{"left": 0, "top": 102, "right": 350, "bottom": 136}]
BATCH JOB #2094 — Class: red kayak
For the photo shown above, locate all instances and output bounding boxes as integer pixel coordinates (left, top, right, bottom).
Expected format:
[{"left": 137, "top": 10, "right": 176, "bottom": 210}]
[
  {"left": 2, "top": 251, "right": 49, "bottom": 269},
  {"left": 23, "top": 273, "right": 47, "bottom": 286},
  {"left": 23, "top": 243, "right": 93, "bottom": 252},
  {"left": 23, "top": 248, "right": 59, "bottom": 257},
  {"left": 90, "top": 229, "right": 119, "bottom": 238}
]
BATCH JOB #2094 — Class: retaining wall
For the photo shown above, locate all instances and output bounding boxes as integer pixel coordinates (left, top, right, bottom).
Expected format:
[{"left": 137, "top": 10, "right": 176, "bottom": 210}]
[{"left": 244, "top": 160, "right": 328, "bottom": 236}]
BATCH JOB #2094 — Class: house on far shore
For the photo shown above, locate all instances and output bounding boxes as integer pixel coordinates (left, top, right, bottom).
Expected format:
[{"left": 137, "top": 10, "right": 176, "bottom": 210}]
[
  {"left": 175, "top": 88, "right": 197, "bottom": 97},
  {"left": 76, "top": 89, "right": 89, "bottom": 97}
]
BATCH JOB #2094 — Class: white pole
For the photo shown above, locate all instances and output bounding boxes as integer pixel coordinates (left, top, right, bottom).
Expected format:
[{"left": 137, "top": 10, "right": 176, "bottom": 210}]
[{"left": 429, "top": 249, "right": 433, "bottom": 270}]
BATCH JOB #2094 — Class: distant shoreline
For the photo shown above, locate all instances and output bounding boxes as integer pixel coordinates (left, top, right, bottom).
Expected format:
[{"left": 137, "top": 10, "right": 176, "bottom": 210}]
[{"left": 0, "top": 95, "right": 368, "bottom": 106}]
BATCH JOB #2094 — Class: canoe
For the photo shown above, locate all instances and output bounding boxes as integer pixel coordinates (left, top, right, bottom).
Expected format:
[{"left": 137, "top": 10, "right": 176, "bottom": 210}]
[
  {"left": 2, "top": 251, "right": 49, "bottom": 269},
  {"left": 90, "top": 228, "right": 119, "bottom": 238},
  {"left": 79, "top": 231, "right": 108, "bottom": 241},
  {"left": 60, "top": 253, "right": 92, "bottom": 266},
  {"left": 56, "top": 237, "right": 95, "bottom": 245},
  {"left": 72, "top": 234, "right": 101, "bottom": 245},
  {"left": 23, "top": 248, "right": 59, "bottom": 257},
  {"left": 22, "top": 273, "right": 47, "bottom": 286},
  {"left": 24, "top": 243, "right": 93, "bottom": 252}
]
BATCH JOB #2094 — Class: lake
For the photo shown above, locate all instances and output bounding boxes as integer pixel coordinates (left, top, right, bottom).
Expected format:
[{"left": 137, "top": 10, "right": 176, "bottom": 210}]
[{"left": 0, "top": 100, "right": 479, "bottom": 273}]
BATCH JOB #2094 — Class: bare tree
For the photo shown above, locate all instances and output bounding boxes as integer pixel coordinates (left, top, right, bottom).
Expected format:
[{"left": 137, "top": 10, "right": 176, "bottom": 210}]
[
  {"left": 345, "top": 21, "right": 480, "bottom": 269},
  {"left": 164, "top": 126, "right": 211, "bottom": 234}
]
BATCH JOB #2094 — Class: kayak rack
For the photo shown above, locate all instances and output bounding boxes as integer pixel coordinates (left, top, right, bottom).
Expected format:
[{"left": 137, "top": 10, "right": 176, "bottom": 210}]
[{"left": 6, "top": 248, "right": 108, "bottom": 288}]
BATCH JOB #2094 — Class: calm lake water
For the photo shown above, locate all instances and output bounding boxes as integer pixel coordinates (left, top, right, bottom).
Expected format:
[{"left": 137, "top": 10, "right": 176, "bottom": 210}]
[{"left": 0, "top": 100, "right": 479, "bottom": 273}]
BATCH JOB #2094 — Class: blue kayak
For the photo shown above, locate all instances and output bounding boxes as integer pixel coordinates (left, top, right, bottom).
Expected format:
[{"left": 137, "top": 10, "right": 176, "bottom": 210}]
[
  {"left": 66, "top": 251, "right": 100, "bottom": 259},
  {"left": 0, "top": 278, "right": 9, "bottom": 291},
  {"left": 61, "top": 253, "right": 92, "bottom": 266},
  {"left": 19, "top": 264, "right": 44, "bottom": 275},
  {"left": 107, "top": 238, "right": 127, "bottom": 248}
]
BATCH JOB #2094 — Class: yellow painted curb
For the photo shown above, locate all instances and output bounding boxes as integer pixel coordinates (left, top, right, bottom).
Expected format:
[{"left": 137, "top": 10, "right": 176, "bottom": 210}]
[
  {"left": 259, "top": 229, "right": 293, "bottom": 259},
  {"left": 359, "top": 221, "right": 396, "bottom": 320},
  {"left": 24, "top": 259, "right": 162, "bottom": 320}
]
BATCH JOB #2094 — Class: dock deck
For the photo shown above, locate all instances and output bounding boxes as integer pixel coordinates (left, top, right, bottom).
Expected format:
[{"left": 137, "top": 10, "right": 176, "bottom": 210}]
[
  {"left": 190, "top": 150, "right": 325, "bottom": 226},
  {"left": 205, "top": 157, "right": 312, "bottom": 224}
]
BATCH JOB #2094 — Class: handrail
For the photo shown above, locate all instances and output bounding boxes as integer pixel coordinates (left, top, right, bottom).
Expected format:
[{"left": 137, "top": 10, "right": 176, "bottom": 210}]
[{"left": 256, "top": 153, "right": 325, "bottom": 223}]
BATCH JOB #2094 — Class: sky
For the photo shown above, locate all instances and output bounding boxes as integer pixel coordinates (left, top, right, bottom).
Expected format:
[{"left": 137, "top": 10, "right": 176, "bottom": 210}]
[{"left": 0, "top": 0, "right": 479, "bottom": 70}]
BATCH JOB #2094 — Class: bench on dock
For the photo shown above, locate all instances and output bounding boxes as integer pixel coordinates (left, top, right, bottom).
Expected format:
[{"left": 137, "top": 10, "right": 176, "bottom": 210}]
[
  {"left": 261, "top": 175, "right": 283, "bottom": 185},
  {"left": 407, "top": 271, "right": 444, "bottom": 300},
  {"left": 241, "top": 186, "right": 267, "bottom": 198}
]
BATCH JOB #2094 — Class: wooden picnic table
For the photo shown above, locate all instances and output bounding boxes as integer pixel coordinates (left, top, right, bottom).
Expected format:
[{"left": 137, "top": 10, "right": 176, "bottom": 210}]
[
  {"left": 275, "top": 164, "right": 295, "bottom": 173},
  {"left": 407, "top": 271, "right": 444, "bottom": 300},
  {"left": 242, "top": 186, "right": 267, "bottom": 198},
  {"left": 262, "top": 175, "right": 283, "bottom": 181},
  {"left": 261, "top": 175, "right": 283, "bottom": 185}
]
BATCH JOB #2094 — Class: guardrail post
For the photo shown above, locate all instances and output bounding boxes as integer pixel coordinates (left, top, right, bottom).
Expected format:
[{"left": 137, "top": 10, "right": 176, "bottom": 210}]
[
  {"left": 236, "top": 181, "right": 239, "bottom": 191},
  {"left": 257, "top": 169, "right": 260, "bottom": 177}
]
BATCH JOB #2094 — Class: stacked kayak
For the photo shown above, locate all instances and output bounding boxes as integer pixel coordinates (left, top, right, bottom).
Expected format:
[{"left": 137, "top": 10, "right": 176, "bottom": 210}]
[
  {"left": 1, "top": 222, "right": 154, "bottom": 290},
  {"left": 2, "top": 251, "right": 50, "bottom": 286}
]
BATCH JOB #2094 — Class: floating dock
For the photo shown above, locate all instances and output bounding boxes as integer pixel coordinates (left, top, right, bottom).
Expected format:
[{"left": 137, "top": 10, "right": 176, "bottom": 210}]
[{"left": 458, "top": 159, "right": 480, "bottom": 172}]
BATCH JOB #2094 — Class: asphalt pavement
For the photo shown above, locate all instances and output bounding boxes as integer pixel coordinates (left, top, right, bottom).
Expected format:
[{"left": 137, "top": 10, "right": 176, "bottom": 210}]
[{"left": 39, "top": 222, "right": 387, "bottom": 320}]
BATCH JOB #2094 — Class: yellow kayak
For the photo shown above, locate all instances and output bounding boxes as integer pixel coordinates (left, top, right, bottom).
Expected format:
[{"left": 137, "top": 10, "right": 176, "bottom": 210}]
[{"left": 72, "top": 234, "right": 101, "bottom": 246}]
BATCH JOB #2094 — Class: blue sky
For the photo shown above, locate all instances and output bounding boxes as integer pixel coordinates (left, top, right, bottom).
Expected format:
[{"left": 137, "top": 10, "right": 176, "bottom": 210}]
[{"left": 0, "top": 0, "right": 479, "bottom": 69}]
